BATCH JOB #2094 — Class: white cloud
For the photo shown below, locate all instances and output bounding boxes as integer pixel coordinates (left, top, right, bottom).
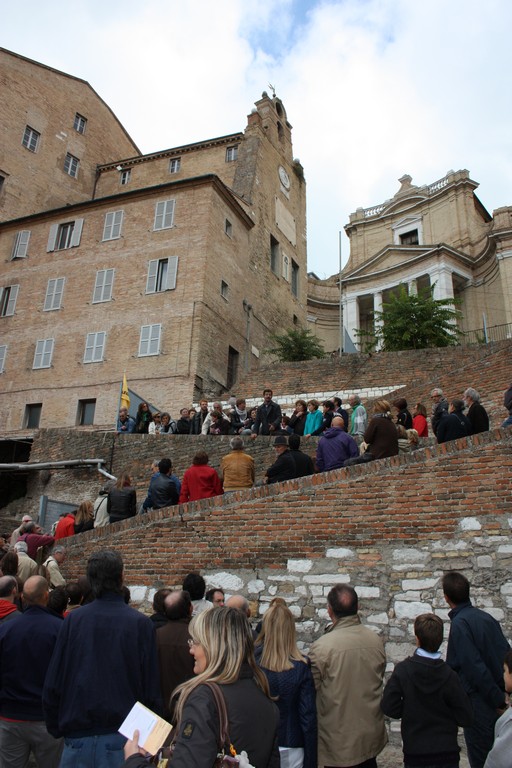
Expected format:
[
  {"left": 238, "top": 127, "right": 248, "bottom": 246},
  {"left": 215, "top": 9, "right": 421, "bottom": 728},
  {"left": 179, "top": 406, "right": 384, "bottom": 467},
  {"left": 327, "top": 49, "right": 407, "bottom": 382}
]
[{"left": 2, "top": 0, "right": 512, "bottom": 278}]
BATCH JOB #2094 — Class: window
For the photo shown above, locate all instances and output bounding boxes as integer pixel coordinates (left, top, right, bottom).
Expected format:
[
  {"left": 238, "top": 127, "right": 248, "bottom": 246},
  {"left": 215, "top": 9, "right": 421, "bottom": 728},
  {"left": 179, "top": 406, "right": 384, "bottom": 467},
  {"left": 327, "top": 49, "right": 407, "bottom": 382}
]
[
  {"left": 225, "top": 146, "right": 238, "bottom": 162},
  {"left": 22, "top": 126, "right": 40, "bottom": 152},
  {"left": 84, "top": 332, "right": 106, "bottom": 363},
  {"left": 77, "top": 399, "right": 96, "bottom": 426},
  {"left": 33, "top": 339, "right": 54, "bottom": 369},
  {"left": 139, "top": 324, "right": 161, "bottom": 356},
  {"left": 120, "top": 169, "right": 131, "bottom": 185},
  {"left": 221, "top": 280, "right": 229, "bottom": 300},
  {"left": 282, "top": 254, "right": 290, "bottom": 282},
  {"left": 0, "top": 285, "right": 19, "bottom": 317},
  {"left": 102, "top": 210, "right": 124, "bottom": 241},
  {"left": 291, "top": 259, "right": 299, "bottom": 297},
  {"left": 24, "top": 403, "right": 42, "bottom": 429},
  {"left": 146, "top": 257, "right": 178, "bottom": 293},
  {"left": 225, "top": 219, "right": 232, "bottom": 237},
  {"left": 169, "top": 158, "right": 181, "bottom": 173},
  {"left": 64, "top": 153, "right": 80, "bottom": 178},
  {"left": 399, "top": 229, "right": 419, "bottom": 245},
  {"left": 11, "top": 230, "right": 30, "bottom": 259},
  {"left": 44, "top": 278, "right": 65, "bottom": 311},
  {"left": 0, "top": 345, "right": 6, "bottom": 373},
  {"left": 93, "top": 269, "right": 115, "bottom": 303},
  {"left": 47, "top": 219, "right": 83, "bottom": 251},
  {"left": 270, "top": 235, "right": 279, "bottom": 275},
  {"left": 74, "top": 113, "right": 87, "bottom": 134},
  {"left": 226, "top": 346, "right": 239, "bottom": 390},
  {"left": 153, "top": 199, "right": 175, "bottom": 230}
]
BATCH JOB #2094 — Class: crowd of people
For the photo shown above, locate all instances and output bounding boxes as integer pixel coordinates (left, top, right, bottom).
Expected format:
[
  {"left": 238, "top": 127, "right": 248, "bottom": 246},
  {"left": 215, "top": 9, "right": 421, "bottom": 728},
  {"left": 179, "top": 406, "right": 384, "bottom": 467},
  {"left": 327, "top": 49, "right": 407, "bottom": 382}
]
[
  {"left": 0, "top": 552, "right": 510, "bottom": 768},
  {"left": 117, "top": 384, "right": 510, "bottom": 443},
  {"left": 106, "top": 383, "right": 509, "bottom": 519}
]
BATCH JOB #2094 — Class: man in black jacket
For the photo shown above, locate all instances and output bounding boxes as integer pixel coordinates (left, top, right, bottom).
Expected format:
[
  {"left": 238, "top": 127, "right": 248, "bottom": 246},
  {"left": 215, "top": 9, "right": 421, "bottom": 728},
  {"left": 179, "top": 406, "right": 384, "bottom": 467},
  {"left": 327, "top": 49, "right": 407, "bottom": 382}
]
[
  {"left": 443, "top": 571, "right": 510, "bottom": 768},
  {"left": 463, "top": 388, "right": 490, "bottom": 434},
  {"left": 251, "top": 389, "right": 282, "bottom": 437},
  {"left": 265, "top": 435, "right": 296, "bottom": 484}
]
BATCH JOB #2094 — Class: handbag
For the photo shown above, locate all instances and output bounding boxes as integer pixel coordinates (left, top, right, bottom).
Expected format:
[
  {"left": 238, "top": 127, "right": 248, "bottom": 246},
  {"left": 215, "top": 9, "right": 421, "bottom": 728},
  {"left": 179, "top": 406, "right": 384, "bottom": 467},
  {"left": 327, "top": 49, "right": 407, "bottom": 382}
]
[{"left": 151, "top": 682, "right": 254, "bottom": 768}]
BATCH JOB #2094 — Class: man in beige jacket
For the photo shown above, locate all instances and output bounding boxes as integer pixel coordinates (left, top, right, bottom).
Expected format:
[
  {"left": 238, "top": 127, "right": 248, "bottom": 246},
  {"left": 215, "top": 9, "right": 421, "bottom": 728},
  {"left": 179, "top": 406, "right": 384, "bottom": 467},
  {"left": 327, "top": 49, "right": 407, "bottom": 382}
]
[{"left": 309, "top": 584, "right": 387, "bottom": 768}]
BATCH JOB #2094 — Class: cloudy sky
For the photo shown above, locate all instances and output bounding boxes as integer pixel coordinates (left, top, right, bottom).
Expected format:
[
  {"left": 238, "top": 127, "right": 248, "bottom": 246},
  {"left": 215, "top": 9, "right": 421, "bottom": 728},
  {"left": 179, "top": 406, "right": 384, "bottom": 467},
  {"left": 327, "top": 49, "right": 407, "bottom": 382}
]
[{"left": 3, "top": 0, "right": 512, "bottom": 277}]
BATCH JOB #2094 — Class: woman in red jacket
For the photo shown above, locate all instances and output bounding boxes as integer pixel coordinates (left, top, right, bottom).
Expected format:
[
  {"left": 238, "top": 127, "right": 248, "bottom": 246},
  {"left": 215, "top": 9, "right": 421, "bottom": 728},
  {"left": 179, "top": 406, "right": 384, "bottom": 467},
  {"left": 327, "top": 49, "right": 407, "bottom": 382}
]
[
  {"left": 179, "top": 451, "right": 223, "bottom": 504},
  {"left": 412, "top": 402, "right": 429, "bottom": 437}
]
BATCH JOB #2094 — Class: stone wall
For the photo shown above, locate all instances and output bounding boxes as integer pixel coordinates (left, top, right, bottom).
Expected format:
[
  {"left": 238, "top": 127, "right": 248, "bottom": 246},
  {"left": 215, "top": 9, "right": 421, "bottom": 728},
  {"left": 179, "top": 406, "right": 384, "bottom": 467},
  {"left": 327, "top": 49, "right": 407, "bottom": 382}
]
[{"left": 44, "top": 427, "right": 512, "bottom": 660}]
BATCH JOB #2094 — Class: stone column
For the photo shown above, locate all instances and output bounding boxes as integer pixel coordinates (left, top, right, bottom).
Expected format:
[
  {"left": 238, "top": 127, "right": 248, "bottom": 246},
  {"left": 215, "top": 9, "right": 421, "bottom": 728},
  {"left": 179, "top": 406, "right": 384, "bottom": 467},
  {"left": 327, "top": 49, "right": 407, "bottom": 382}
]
[
  {"left": 373, "top": 291, "right": 383, "bottom": 350},
  {"left": 431, "top": 267, "right": 454, "bottom": 300},
  {"left": 343, "top": 296, "right": 359, "bottom": 352}
]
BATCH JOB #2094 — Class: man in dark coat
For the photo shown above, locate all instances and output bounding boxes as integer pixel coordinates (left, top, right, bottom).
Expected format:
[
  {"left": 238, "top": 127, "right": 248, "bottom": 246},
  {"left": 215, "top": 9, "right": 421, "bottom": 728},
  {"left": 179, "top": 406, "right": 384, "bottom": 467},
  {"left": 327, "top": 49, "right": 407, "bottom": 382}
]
[
  {"left": 288, "top": 434, "right": 315, "bottom": 477},
  {"left": 463, "top": 388, "right": 490, "bottom": 434},
  {"left": 430, "top": 387, "right": 449, "bottom": 436},
  {"left": 265, "top": 435, "right": 296, "bottom": 484},
  {"left": 251, "top": 389, "right": 282, "bottom": 437},
  {"left": 156, "top": 590, "right": 195, "bottom": 721},
  {"left": 43, "top": 550, "right": 162, "bottom": 767},
  {"left": 443, "top": 571, "right": 510, "bottom": 768},
  {"left": 0, "top": 576, "right": 63, "bottom": 766}
]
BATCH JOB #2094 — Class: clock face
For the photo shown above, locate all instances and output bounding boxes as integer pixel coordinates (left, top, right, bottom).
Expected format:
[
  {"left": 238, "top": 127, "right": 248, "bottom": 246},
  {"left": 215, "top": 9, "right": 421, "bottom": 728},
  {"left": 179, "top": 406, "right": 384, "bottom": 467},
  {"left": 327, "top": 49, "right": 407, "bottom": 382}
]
[{"left": 279, "top": 166, "right": 290, "bottom": 190}]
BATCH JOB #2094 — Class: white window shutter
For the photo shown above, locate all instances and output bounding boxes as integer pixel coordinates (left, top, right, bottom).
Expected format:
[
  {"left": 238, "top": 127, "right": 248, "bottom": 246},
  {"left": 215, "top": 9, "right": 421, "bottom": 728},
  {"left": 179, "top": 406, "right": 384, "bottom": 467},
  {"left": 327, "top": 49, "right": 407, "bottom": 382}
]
[
  {"left": 5, "top": 285, "right": 19, "bottom": 316},
  {"left": 12, "top": 230, "right": 30, "bottom": 259},
  {"left": 47, "top": 224, "right": 58, "bottom": 252},
  {"left": 164, "top": 200, "right": 175, "bottom": 228},
  {"left": 113, "top": 211, "right": 123, "bottom": 238},
  {"left": 71, "top": 219, "right": 83, "bottom": 247},
  {"left": 166, "top": 256, "right": 178, "bottom": 289},
  {"left": 154, "top": 202, "right": 165, "bottom": 230},
  {"left": 146, "top": 260, "right": 158, "bottom": 293}
]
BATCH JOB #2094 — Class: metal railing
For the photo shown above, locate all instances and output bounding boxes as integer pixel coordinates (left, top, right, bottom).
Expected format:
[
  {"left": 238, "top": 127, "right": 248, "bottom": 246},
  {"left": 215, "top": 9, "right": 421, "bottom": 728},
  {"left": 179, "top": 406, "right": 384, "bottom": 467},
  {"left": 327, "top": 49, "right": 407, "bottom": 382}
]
[{"left": 460, "top": 322, "right": 512, "bottom": 346}]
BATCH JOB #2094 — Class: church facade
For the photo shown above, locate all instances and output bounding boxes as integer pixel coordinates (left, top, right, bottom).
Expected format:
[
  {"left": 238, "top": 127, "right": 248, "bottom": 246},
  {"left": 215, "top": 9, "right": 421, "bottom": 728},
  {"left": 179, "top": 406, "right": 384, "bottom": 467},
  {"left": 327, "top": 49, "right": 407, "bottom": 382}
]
[{"left": 308, "top": 170, "right": 512, "bottom": 352}]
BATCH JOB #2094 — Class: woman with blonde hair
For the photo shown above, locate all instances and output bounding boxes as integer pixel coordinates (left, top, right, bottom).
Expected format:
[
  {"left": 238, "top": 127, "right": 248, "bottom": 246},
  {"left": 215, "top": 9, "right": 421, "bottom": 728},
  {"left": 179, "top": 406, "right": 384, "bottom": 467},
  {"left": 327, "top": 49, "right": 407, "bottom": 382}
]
[
  {"left": 124, "top": 606, "right": 279, "bottom": 767},
  {"left": 255, "top": 599, "right": 317, "bottom": 768},
  {"left": 73, "top": 501, "right": 94, "bottom": 534}
]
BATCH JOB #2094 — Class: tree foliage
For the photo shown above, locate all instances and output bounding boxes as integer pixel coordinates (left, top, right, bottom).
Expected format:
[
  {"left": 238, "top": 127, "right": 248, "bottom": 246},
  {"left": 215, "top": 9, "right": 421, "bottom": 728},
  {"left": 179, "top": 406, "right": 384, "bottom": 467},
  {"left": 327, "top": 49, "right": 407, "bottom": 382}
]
[
  {"left": 357, "top": 284, "right": 463, "bottom": 351},
  {"left": 269, "top": 327, "right": 325, "bottom": 362}
]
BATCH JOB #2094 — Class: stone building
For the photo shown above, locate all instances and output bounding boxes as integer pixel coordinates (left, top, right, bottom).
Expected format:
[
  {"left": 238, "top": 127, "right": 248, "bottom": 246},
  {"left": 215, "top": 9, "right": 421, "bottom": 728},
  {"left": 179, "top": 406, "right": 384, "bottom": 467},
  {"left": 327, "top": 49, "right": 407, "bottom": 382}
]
[
  {"left": 0, "top": 49, "right": 307, "bottom": 433},
  {"left": 307, "top": 170, "right": 512, "bottom": 352}
]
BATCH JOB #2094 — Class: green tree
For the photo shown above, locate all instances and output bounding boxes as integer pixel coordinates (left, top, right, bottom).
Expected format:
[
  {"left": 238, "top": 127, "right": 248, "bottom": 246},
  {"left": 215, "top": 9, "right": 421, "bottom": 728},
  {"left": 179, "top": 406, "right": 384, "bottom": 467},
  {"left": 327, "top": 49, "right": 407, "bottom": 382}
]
[
  {"left": 269, "top": 327, "right": 325, "bottom": 362},
  {"left": 358, "top": 284, "right": 463, "bottom": 351}
]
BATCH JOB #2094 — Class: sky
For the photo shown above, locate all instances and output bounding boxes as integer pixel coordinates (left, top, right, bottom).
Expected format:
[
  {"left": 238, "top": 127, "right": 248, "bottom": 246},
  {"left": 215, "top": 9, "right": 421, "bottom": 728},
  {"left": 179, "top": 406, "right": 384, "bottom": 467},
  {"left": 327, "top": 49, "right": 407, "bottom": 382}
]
[{"left": 3, "top": 0, "right": 512, "bottom": 278}]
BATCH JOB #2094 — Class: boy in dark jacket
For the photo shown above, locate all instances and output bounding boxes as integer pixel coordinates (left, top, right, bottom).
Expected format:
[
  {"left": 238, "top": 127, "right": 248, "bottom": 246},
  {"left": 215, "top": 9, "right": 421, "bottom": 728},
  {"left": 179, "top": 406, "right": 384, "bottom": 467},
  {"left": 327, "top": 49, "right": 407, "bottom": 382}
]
[{"left": 381, "top": 613, "right": 473, "bottom": 768}]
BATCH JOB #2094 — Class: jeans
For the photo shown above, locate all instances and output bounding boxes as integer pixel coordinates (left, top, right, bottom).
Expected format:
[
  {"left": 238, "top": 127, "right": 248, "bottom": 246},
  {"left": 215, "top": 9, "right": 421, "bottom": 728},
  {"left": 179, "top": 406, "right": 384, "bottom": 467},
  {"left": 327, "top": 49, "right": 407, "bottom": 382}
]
[
  {"left": 0, "top": 719, "right": 63, "bottom": 768},
  {"left": 463, "top": 694, "right": 498, "bottom": 768},
  {"left": 59, "top": 733, "right": 126, "bottom": 768}
]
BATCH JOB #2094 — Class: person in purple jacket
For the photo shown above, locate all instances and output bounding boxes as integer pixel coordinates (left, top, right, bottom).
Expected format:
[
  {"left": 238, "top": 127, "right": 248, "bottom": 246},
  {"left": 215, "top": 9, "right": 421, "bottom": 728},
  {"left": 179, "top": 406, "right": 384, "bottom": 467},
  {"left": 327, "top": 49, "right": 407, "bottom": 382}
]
[{"left": 316, "top": 416, "right": 359, "bottom": 472}]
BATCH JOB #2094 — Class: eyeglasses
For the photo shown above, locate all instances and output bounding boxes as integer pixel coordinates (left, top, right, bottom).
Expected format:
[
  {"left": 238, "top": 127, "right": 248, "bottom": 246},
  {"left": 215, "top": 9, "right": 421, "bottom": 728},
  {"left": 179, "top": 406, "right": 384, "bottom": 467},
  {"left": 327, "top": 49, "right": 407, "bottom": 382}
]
[{"left": 187, "top": 638, "right": 200, "bottom": 648}]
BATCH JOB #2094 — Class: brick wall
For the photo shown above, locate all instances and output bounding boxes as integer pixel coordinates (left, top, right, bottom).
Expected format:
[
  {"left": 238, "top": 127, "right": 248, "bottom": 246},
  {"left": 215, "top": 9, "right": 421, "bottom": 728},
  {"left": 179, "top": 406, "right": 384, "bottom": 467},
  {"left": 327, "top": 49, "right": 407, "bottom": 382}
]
[{"left": 28, "top": 426, "right": 512, "bottom": 654}]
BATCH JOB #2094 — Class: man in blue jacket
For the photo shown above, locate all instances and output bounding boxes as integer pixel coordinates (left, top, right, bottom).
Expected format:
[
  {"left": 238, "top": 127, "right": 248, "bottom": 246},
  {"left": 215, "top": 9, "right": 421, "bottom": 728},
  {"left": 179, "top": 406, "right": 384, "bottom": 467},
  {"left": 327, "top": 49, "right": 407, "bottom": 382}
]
[
  {"left": 43, "top": 550, "right": 162, "bottom": 768},
  {"left": 0, "top": 575, "right": 63, "bottom": 766},
  {"left": 443, "top": 571, "right": 510, "bottom": 768}
]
